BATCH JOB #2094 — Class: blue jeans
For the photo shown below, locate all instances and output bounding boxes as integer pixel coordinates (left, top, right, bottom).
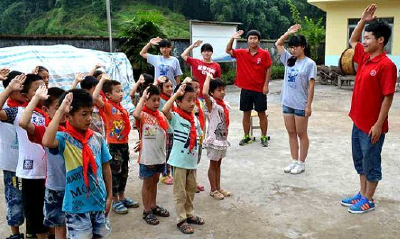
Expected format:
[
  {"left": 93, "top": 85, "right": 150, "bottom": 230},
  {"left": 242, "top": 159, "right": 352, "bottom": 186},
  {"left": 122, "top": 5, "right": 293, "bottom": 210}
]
[
  {"left": 352, "top": 124, "right": 385, "bottom": 181},
  {"left": 282, "top": 105, "right": 305, "bottom": 117},
  {"left": 66, "top": 211, "right": 111, "bottom": 239},
  {"left": 43, "top": 188, "right": 65, "bottom": 227},
  {"left": 3, "top": 170, "right": 24, "bottom": 227}
]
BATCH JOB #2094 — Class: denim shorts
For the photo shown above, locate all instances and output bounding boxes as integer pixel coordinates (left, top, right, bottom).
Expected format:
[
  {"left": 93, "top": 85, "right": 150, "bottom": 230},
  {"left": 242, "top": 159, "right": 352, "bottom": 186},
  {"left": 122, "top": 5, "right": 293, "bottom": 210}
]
[
  {"left": 3, "top": 170, "right": 24, "bottom": 227},
  {"left": 43, "top": 188, "right": 65, "bottom": 227},
  {"left": 139, "top": 164, "right": 165, "bottom": 178},
  {"left": 352, "top": 124, "right": 385, "bottom": 181},
  {"left": 65, "top": 211, "right": 111, "bottom": 239},
  {"left": 282, "top": 105, "right": 305, "bottom": 117}
]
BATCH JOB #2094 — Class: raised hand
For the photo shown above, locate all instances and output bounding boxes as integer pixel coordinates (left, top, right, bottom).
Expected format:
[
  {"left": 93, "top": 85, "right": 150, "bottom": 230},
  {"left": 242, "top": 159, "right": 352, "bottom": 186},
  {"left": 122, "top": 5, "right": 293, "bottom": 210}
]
[
  {"left": 137, "top": 74, "right": 145, "bottom": 85},
  {"left": 176, "top": 84, "right": 186, "bottom": 96},
  {"left": 59, "top": 93, "right": 73, "bottom": 113},
  {"left": 0, "top": 68, "right": 10, "bottom": 81},
  {"left": 361, "top": 4, "right": 377, "bottom": 22},
  {"left": 94, "top": 63, "right": 104, "bottom": 69},
  {"left": 32, "top": 66, "right": 39, "bottom": 74},
  {"left": 75, "top": 73, "right": 85, "bottom": 83},
  {"left": 155, "top": 76, "right": 167, "bottom": 85},
  {"left": 192, "top": 40, "right": 203, "bottom": 47},
  {"left": 232, "top": 30, "right": 244, "bottom": 39},
  {"left": 182, "top": 77, "right": 192, "bottom": 84},
  {"left": 149, "top": 37, "right": 163, "bottom": 45},
  {"left": 101, "top": 73, "right": 110, "bottom": 81},
  {"left": 206, "top": 73, "right": 214, "bottom": 80},
  {"left": 34, "top": 85, "right": 49, "bottom": 100},
  {"left": 287, "top": 24, "right": 301, "bottom": 35},
  {"left": 142, "top": 87, "right": 150, "bottom": 100},
  {"left": 7, "top": 74, "right": 26, "bottom": 92}
]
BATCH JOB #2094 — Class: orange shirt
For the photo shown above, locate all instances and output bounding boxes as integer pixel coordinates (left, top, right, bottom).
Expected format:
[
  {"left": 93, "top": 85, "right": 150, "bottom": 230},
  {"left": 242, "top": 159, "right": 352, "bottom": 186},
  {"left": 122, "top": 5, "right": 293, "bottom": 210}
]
[{"left": 101, "top": 102, "right": 129, "bottom": 144}]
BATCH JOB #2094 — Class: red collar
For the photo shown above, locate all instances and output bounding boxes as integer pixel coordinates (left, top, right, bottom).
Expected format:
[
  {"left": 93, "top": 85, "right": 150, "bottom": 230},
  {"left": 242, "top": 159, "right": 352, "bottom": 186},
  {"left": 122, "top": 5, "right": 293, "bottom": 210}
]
[
  {"left": 246, "top": 47, "right": 262, "bottom": 55},
  {"left": 367, "top": 51, "right": 387, "bottom": 63}
]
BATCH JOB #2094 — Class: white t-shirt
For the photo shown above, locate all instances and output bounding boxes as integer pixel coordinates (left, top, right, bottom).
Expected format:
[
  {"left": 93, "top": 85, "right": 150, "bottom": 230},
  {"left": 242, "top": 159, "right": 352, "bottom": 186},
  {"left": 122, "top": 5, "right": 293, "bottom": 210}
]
[
  {"left": 147, "top": 54, "right": 183, "bottom": 88},
  {"left": 3, "top": 107, "right": 47, "bottom": 179},
  {"left": 0, "top": 103, "right": 19, "bottom": 172}
]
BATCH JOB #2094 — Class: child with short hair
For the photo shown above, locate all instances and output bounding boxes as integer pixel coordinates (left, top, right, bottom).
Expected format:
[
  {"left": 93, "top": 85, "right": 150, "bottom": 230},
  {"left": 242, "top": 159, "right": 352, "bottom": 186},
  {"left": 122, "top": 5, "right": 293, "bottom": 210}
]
[
  {"left": 94, "top": 74, "right": 139, "bottom": 214},
  {"left": 0, "top": 74, "right": 49, "bottom": 239},
  {"left": 203, "top": 74, "right": 231, "bottom": 200},
  {"left": 0, "top": 72, "right": 25, "bottom": 239},
  {"left": 133, "top": 85, "right": 170, "bottom": 225},
  {"left": 32, "top": 66, "right": 50, "bottom": 88},
  {"left": 19, "top": 86, "right": 67, "bottom": 239},
  {"left": 42, "top": 89, "right": 113, "bottom": 238},
  {"left": 129, "top": 73, "right": 154, "bottom": 106},
  {"left": 162, "top": 84, "right": 205, "bottom": 234}
]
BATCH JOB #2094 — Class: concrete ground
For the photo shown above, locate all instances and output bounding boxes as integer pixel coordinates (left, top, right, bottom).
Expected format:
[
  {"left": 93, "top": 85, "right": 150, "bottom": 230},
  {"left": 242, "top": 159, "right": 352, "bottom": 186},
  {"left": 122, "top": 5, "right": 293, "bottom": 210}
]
[{"left": 1, "top": 80, "right": 400, "bottom": 239}]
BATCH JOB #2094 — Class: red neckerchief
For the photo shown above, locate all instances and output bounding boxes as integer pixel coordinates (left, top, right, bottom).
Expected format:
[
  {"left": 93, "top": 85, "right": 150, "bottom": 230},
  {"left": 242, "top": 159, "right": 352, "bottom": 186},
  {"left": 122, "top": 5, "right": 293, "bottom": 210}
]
[
  {"left": 7, "top": 98, "right": 23, "bottom": 107},
  {"left": 142, "top": 106, "right": 168, "bottom": 131},
  {"left": 174, "top": 107, "right": 197, "bottom": 152},
  {"left": 65, "top": 122, "right": 96, "bottom": 195},
  {"left": 214, "top": 98, "right": 230, "bottom": 127},
  {"left": 108, "top": 101, "right": 131, "bottom": 139},
  {"left": 196, "top": 99, "right": 205, "bottom": 130}
]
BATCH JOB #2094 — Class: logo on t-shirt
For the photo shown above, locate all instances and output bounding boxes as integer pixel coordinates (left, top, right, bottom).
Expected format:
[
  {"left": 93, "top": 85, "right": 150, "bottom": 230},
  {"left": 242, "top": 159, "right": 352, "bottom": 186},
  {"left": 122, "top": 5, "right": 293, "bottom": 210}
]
[
  {"left": 370, "top": 70, "right": 377, "bottom": 76},
  {"left": 257, "top": 58, "right": 261, "bottom": 65},
  {"left": 23, "top": 159, "right": 33, "bottom": 170},
  {"left": 287, "top": 68, "right": 298, "bottom": 89},
  {"left": 159, "top": 64, "right": 170, "bottom": 77}
]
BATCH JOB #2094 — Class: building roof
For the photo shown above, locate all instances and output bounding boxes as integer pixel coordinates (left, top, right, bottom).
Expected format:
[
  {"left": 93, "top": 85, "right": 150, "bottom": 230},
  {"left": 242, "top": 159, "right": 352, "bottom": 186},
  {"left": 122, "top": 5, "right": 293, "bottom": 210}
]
[{"left": 308, "top": 0, "right": 397, "bottom": 11}]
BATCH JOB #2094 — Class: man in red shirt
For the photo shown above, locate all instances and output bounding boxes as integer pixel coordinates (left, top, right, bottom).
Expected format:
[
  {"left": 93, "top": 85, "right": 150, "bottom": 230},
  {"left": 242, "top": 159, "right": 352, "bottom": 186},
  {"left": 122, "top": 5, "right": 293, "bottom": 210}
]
[
  {"left": 226, "top": 30, "right": 272, "bottom": 147},
  {"left": 341, "top": 4, "right": 397, "bottom": 214}
]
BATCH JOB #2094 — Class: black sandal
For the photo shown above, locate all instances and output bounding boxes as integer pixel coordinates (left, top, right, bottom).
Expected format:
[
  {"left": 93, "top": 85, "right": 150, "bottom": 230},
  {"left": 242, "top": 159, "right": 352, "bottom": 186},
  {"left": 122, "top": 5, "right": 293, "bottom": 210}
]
[
  {"left": 177, "top": 220, "right": 194, "bottom": 234},
  {"left": 187, "top": 216, "right": 205, "bottom": 225},
  {"left": 152, "top": 205, "right": 170, "bottom": 217},
  {"left": 142, "top": 211, "right": 159, "bottom": 225}
]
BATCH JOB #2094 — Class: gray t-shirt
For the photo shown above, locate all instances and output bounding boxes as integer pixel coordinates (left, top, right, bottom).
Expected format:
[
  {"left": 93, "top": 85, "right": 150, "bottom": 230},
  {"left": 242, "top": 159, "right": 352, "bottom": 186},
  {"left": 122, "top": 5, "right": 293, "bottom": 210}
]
[
  {"left": 147, "top": 54, "right": 183, "bottom": 88},
  {"left": 280, "top": 50, "right": 317, "bottom": 110}
]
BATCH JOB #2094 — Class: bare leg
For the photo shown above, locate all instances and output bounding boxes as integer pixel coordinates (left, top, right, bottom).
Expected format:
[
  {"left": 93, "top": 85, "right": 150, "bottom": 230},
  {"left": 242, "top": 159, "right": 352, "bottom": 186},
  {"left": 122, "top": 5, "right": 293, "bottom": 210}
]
[
  {"left": 243, "top": 111, "right": 251, "bottom": 135},
  {"left": 284, "top": 114, "right": 299, "bottom": 160},
  {"left": 258, "top": 111, "right": 268, "bottom": 136},
  {"left": 208, "top": 161, "right": 218, "bottom": 192},
  {"left": 55, "top": 226, "right": 67, "bottom": 239},
  {"left": 216, "top": 159, "right": 222, "bottom": 190},
  {"left": 36, "top": 233, "right": 48, "bottom": 239},
  {"left": 11, "top": 226, "right": 20, "bottom": 235},
  {"left": 360, "top": 174, "right": 367, "bottom": 196},
  {"left": 142, "top": 178, "right": 152, "bottom": 212},
  {"left": 365, "top": 180, "right": 378, "bottom": 201},
  {"left": 295, "top": 116, "right": 309, "bottom": 162},
  {"left": 151, "top": 173, "right": 160, "bottom": 209}
]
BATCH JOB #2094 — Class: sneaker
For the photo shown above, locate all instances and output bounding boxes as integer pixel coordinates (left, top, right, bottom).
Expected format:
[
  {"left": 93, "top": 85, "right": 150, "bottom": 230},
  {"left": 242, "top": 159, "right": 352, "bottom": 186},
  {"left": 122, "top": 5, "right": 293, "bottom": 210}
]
[
  {"left": 239, "top": 136, "right": 253, "bottom": 146},
  {"left": 284, "top": 160, "right": 298, "bottom": 173},
  {"left": 121, "top": 197, "right": 140, "bottom": 208},
  {"left": 112, "top": 201, "right": 129, "bottom": 214},
  {"left": 290, "top": 162, "right": 305, "bottom": 174},
  {"left": 341, "top": 192, "right": 362, "bottom": 207},
  {"left": 348, "top": 196, "right": 375, "bottom": 214},
  {"left": 7, "top": 234, "right": 24, "bottom": 239},
  {"left": 260, "top": 136, "right": 269, "bottom": 147}
]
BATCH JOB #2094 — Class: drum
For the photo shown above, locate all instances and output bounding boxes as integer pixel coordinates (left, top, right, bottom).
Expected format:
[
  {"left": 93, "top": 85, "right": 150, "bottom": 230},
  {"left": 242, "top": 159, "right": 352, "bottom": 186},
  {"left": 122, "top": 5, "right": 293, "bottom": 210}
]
[{"left": 339, "top": 48, "right": 357, "bottom": 75}]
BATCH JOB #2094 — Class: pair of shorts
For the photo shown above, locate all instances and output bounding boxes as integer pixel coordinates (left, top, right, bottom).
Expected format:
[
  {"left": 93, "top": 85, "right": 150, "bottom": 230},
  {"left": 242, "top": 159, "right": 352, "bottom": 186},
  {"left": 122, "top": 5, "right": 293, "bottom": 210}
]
[
  {"left": 65, "top": 211, "right": 111, "bottom": 239},
  {"left": 282, "top": 105, "right": 305, "bottom": 117},
  {"left": 206, "top": 148, "right": 227, "bottom": 161},
  {"left": 3, "top": 170, "right": 24, "bottom": 227},
  {"left": 240, "top": 89, "right": 267, "bottom": 112},
  {"left": 352, "top": 124, "right": 385, "bottom": 181},
  {"left": 22, "top": 178, "right": 48, "bottom": 235},
  {"left": 43, "top": 188, "right": 65, "bottom": 227},
  {"left": 139, "top": 164, "right": 165, "bottom": 178}
]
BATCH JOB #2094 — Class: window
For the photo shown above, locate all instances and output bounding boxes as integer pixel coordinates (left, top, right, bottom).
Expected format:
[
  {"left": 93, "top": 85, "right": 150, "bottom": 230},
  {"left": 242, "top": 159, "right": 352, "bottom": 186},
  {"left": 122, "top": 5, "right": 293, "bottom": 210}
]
[{"left": 348, "top": 18, "right": 394, "bottom": 54}]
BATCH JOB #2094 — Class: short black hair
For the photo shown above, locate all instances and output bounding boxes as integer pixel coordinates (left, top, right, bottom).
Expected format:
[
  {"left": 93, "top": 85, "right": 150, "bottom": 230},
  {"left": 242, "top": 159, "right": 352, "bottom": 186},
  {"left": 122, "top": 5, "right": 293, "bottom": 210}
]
[
  {"left": 288, "top": 35, "right": 311, "bottom": 57},
  {"left": 43, "top": 87, "right": 65, "bottom": 108},
  {"left": 37, "top": 66, "right": 49, "bottom": 73},
  {"left": 246, "top": 30, "right": 261, "bottom": 40},
  {"left": 158, "top": 39, "right": 172, "bottom": 48},
  {"left": 80, "top": 76, "right": 98, "bottom": 90},
  {"left": 365, "top": 20, "right": 392, "bottom": 46},
  {"left": 209, "top": 78, "right": 226, "bottom": 95},
  {"left": 3, "top": 70, "right": 23, "bottom": 88},
  {"left": 201, "top": 43, "right": 213, "bottom": 53},
  {"left": 174, "top": 83, "right": 195, "bottom": 102},
  {"left": 102, "top": 80, "right": 121, "bottom": 94},
  {"left": 139, "top": 74, "right": 155, "bottom": 96},
  {"left": 22, "top": 74, "right": 43, "bottom": 94},
  {"left": 147, "top": 84, "right": 160, "bottom": 98},
  {"left": 60, "top": 89, "right": 93, "bottom": 115}
]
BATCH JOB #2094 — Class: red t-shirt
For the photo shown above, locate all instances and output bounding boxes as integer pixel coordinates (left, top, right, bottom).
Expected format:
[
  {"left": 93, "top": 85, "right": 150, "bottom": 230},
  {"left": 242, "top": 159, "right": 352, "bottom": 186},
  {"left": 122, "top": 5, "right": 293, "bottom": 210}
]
[
  {"left": 186, "top": 56, "right": 221, "bottom": 94},
  {"left": 349, "top": 43, "right": 397, "bottom": 133},
  {"left": 232, "top": 48, "right": 272, "bottom": 92}
]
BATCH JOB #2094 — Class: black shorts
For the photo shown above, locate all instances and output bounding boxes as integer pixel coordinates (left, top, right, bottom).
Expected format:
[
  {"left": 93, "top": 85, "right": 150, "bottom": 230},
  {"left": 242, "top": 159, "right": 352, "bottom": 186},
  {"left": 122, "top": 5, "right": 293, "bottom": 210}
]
[
  {"left": 240, "top": 89, "right": 267, "bottom": 112},
  {"left": 22, "top": 178, "right": 48, "bottom": 234}
]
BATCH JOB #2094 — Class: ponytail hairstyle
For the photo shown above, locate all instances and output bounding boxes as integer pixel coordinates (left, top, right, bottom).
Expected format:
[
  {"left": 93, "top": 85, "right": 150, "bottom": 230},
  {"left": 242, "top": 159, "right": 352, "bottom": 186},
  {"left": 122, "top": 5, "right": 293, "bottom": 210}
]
[{"left": 287, "top": 35, "right": 310, "bottom": 67}]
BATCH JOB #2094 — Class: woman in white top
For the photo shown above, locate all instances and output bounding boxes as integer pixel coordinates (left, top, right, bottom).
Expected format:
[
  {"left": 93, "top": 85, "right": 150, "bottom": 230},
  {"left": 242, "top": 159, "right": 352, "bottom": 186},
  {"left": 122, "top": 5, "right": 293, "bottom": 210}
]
[{"left": 275, "top": 24, "right": 317, "bottom": 175}]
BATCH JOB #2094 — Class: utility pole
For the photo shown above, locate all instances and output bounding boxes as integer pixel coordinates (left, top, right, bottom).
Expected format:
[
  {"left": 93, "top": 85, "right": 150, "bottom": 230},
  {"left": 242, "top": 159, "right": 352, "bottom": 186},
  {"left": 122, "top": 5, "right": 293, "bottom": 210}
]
[{"left": 106, "top": 0, "right": 112, "bottom": 52}]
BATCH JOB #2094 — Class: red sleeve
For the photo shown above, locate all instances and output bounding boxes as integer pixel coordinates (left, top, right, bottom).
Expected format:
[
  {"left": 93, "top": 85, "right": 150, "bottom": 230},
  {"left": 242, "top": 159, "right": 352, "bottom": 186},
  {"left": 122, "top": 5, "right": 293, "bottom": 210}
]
[
  {"left": 380, "top": 62, "right": 398, "bottom": 96},
  {"left": 231, "top": 49, "right": 238, "bottom": 58},
  {"left": 186, "top": 56, "right": 196, "bottom": 66},
  {"left": 28, "top": 125, "right": 46, "bottom": 145},
  {"left": 353, "top": 43, "right": 365, "bottom": 65},
  {"left": 215, "top": 63, "right": 222, "bottom": 78}
]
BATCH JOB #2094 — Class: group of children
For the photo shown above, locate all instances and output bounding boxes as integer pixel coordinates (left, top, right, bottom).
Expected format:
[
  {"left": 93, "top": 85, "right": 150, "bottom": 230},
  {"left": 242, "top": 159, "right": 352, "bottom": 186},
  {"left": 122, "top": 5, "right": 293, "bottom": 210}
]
[{"left": 0, "top": 43, "right": 231, "bottom": 237}]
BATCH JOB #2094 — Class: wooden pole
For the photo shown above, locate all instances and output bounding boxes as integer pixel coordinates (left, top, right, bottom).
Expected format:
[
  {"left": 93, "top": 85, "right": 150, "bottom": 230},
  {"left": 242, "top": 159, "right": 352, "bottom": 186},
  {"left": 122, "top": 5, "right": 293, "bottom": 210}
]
[{"left": 106, "top": 0, "right": 112, "bottom": 52}]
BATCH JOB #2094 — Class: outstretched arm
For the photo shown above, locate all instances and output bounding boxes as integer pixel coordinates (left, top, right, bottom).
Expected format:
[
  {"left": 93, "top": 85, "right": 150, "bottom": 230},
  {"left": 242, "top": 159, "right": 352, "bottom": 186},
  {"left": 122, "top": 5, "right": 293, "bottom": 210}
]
[
  {"left": 275, "top": 24, "right": 301, "bottom": 55},
  {"left": 350, "top": 4, "right": 377, "bottom": 49},
  {"left": 226, "top": 30, "right": 243, "bottom": 56},
  {"left": 93, "top": 74, "right": 109, "bottom": 109},
  {"left": 0, "top": 74, "right": 26, "bottom": 121},
  {"left": 181, "top": 40, "right": 203, "bottom": 61},
  {"left": 19, "top": 85, "right": 48, "bottom": 135},
  {"left": 140, "top": 37, "right": 162, "bottom": 59},
  {"left": 132, "top": 87, "right": 149, "bottom": 121},
  {"left": 202, "top": 73, "right": 213, "bottom": 112},
  {"left": 162, "top": 84, "right": 186, "bottom": 120},
  {"left": 71, "top": 73, "right": 85, "bottom": 89}
]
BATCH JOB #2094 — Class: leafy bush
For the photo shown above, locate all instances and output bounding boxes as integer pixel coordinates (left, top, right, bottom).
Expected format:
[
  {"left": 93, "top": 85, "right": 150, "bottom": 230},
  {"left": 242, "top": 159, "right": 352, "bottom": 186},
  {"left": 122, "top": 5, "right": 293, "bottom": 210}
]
[{"left": 271, "top": 65, "right": 285, "bottom": 80}]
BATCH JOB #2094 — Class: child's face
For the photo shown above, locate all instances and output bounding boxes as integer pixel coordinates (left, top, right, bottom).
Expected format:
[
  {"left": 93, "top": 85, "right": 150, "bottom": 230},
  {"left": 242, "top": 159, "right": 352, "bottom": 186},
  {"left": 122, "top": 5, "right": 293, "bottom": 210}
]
[
  {"left": 145, "top": 94, "right": 160, "bottom": 111},
  {"left": 160, "top": 47, "right": 172, "bottom": 57},
  {"left": 10, "top": 91, "right": 25, "bottom": 104},
  {"left": 177, "top": 92, "right": 196, "bottom": 113},
  {"left": 44, "top": 100, "right": 67, "bottom": 124},
  {"left": 68, "top": 106, "right": 94, "bottom": 132},
  {"left": 24, "top": 80, "right": 45, "bottom": 102},
  {"left": 191, "top": 82, "right": 200, "bottom": 97},
  {"left": 211, "top": 86, "right": 226, "bottom": 100},
  {"left": 162, "top": 81, "right": 173, "bottom": 96},
  {"left": 38, "top": 70, "right": 49, "bottom": 88},
  {"left": 106, "top": 84, "right": 123, "bottom": 103}
]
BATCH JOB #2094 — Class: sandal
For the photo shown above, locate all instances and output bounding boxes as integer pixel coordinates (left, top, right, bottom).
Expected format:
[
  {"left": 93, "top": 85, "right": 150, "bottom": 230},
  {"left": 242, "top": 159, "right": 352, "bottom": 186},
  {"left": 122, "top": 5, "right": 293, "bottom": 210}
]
[
  {"left": 160, "top": 176, "right": 173, "bottom": 185},
  {"left": 177, "top": 220, "right": 194, "bottom": 234},
  {"left": 219, "top": 189, "right": 231, "bottom": 197},
  {"left": 121, "top": 197, "right": 140, "bottom": 208},
  {"left": 187, "top": 216, "right": 205, "bottom": 225},
  {"left": 142, "top": 211, "right": 159, "bottom": 225},
  {"left": 197, "top": 184, "right": 205, "bottom": 192},
  {"left": 152, "top": 205, "right": 170, "bottom": 217},
  {"left": 210, "top": 190, "right": 224, "bottom": 200},
  {"left": 112, "top": 201, "right": 129, "bottom": 214}
]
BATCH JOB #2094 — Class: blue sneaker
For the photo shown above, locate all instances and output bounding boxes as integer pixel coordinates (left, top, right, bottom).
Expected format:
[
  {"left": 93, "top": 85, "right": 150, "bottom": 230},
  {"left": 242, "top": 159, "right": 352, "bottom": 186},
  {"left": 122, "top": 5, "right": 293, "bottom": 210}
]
[
  {"left": 341, "top": 192, "right": 362, "bottom": 207},
  {"left": 348, "top": 196, "right": 375, "bottom": 214}
]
